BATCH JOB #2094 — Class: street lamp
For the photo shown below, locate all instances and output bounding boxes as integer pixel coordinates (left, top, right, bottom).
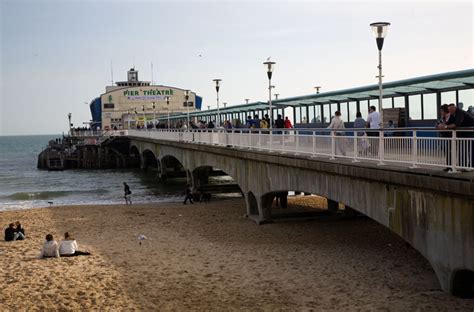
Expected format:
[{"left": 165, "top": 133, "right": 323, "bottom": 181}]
[
  {"left": 314, "top": 86, "right": 321, "bottom": 94},
  {"left": 184, "top": 90, "right": 190, "bottom": 128},
  {"left": 223, "top": 102, "right": 227, "bottom": 108},
  {"left": 67, "top": 113, "right": 72, "bottom": 134},
  {"left": 213, "top": 79, "right": 222, "bottom": 127},
  {"left": 274, "top": 94, "right": 279, "bottom": 100},
  {"left": 263, "top": 61, "right": 275, "bottom": 129},
  {"left": 142, "top": 104, "right": 147, "bottom": 131},
  {"left": 152, "top": 102, "right": 156, "bottom": 129},
  {"left": 245, "top": 99, "right": 250, "bottom": 104},
  {"left": 127, "top": 110, "right": 131, "bottom": 129},
  {"left": 165, "top": 96, "right": 170, "bottom": 129},
  {"left": 370, "top": 21, "right": 390, "bottom": 127}
]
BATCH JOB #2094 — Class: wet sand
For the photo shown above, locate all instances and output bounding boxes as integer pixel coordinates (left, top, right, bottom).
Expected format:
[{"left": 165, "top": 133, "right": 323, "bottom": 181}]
[{"left": 1, "top": 197, "right": 473, "bottom": 311}]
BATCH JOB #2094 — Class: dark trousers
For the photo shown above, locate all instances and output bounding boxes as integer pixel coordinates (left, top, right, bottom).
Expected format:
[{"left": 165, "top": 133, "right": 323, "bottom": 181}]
[
  {"left": 184, "top": 194, "right": 193, "bottom": 204},
  {"left": 367, "top": 131, "right": 379, "bottom": 155},
  {"left": 61, "top": 251, "right": 91, "bottom": 257}
]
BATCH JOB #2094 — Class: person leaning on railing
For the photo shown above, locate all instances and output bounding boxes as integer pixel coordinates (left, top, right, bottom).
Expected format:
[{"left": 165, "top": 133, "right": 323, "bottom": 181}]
[
  {"left": 436, "top": 104, "right": 455, "bottom": 171},
  {"left": 445, "top": 103, "right": 474, "bottom": 168}
]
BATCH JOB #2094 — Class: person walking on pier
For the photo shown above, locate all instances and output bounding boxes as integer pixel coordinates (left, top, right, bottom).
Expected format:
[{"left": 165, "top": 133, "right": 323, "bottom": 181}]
[
  {"left": 123, "top": 182, "right": 132, "bottom": 205},
  {"left": 183, "top": 184, "right": 194, "bottom": 205}
]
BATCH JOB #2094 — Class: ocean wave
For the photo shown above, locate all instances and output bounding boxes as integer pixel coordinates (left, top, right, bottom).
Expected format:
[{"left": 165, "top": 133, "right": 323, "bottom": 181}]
[{"left": 3, "top": 189, "right": 110, "bottom": 200}]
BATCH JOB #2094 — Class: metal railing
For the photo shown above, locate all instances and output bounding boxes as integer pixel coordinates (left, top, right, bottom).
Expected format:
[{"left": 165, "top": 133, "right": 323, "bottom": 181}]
[{"left": 110, "top": 128, "right": 473, "bottom": 172}]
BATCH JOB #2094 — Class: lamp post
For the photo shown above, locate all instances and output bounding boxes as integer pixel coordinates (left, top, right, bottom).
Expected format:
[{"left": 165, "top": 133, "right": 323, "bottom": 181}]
[
  {"left": 370, "top": 22, "right": 390, "bottom": 128},
  {"left": 184, "top": 90, "right": 190, "bottom": 128},
  {"left": 274, "top": 94, "right": 279, "bottom": 100},
  {"left": 142, "top": 104, "right": 147, "bottom": 131},
  {"left": 263, "top": 61, "right": 275, "bottom": 129},
  {"left": 127, "top": 110, "right": 131, "bottom": 129},
  {"left": 134, "top": 108, "right": 138, "bottom": 129},
  {"left": 245, "top": 99, "right": 250, "bottom": 104},
  {"left": 213, "top": 79, "right": 222, "bottom": 127},
  {"left": 67, "top": 113, "right": 72, "bottom": 134},
  {"left": 314, "top": 86, "right": 321, "bottom": 94},
  {"left": 165, "top": 96, "right": 170, "bottom": 129},
  {"left": 152, "top": 102, "right": 156, "bottom": 129}
]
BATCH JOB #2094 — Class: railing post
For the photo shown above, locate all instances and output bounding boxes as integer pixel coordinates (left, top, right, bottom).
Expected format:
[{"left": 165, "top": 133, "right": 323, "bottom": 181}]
[
  {"left": 295, "top": 129, "right": 300, "bottom": 155},
  {"left": 258, "top": 130, "right": 262, "bottom": 150},
  {"left": 282, "top": 129, "right": 286, "bottom": 152},
  {"left": 330, "top": 130, "right": 336, "bottom": 160},
  {"left": 450, "top": 130, "right": 458, "bottom": 173},
  {"left": 352, "top": 131, "right": 360, "bottom": 163},
  {"left": 311, "top": 130, "right": 316, "bottom": 158},
  {"left": 378, "top": 130, "right": 385, "bottom": 166},
  {"left": 269, "top": 129, "right": 273, "bottom": 152},
  {"left": 410, "top": 130, "right": 418, "bottom": 168}
]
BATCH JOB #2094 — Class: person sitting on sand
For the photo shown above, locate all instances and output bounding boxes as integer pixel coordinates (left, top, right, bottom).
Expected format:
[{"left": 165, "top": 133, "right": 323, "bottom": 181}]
[
  {"left": 4, "top": 223, "right": 25, "bottom": 241},
  {"left": 59, "top": 232, "right": 91, "bottom": 257},
  {"left": 15, "top": 221, "right": 25, "bottom": 240},
  {"left": 40, "top": 234, "right": 59, "bottom": 258}
]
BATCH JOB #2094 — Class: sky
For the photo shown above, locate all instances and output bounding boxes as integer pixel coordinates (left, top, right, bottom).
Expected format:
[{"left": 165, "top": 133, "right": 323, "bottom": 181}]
[{"left": 0, "top": 0, "right": 472, "bottom": 135}]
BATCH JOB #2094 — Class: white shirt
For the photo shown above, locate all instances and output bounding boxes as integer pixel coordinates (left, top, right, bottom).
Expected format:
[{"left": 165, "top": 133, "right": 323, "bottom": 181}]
[
  {"left": 327, "top": 116, "right": 345, "bottom": 129},
  {"left": 59, "top": 239, "right": 78, "bottom": 255},
  {"left": 367, "top": 111, "right": 381, "bottom": 129},
  {"left": 40, "top": 240, "right": 59, "bottom": 258}
]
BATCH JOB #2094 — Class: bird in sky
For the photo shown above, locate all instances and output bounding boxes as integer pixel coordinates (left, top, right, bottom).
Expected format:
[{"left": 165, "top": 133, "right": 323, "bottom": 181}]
[{"left": 266, "top": 56, "right": 271, "bottom": 61}]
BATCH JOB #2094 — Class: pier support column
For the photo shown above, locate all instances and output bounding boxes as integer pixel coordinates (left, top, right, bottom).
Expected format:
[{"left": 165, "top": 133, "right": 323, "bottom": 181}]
[
  {"left": 245, "top": 192, "right": 273, "bottom": 225},
  {"left": 327, "top": 199, "right": 339, "bottom": 212}
]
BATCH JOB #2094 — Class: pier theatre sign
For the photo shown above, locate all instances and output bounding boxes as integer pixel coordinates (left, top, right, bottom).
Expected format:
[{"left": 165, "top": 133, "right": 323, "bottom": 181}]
[{"left": 123, "top": 88, "right": 174, "bottom": 100}]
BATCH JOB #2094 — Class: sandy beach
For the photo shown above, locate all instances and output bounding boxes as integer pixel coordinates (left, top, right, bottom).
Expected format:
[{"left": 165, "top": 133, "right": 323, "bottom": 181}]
[{"left": 1, "top": 197, "right": 473, "bottom": 311}]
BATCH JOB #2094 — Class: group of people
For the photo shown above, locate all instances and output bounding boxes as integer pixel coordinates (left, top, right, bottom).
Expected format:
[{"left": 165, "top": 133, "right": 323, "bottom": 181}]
[
  {"left": 4, "top": 222, "right": 90, "bottom": 258},
  {"left": 436, "top": 103, "right": 474, "bottom": 170},
  {"left": 40, "top": 232, "right": 91, "bottom": 258},
  {"left": 327, "top": 106, "right": 387, "bottom": 155},
  {"left": 4, "top": 221, "right": 25, "bottom": 241}
]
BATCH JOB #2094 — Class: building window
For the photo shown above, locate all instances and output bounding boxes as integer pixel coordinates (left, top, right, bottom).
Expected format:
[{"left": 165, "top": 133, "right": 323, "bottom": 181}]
[{"left": 104, "top": 103, "right": 114, "bottom": 109}]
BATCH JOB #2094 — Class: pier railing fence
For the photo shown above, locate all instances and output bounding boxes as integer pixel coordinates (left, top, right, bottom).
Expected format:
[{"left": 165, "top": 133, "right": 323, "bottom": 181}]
[{"left": 75, "top": 128, "right": 474, "bottom": 172}]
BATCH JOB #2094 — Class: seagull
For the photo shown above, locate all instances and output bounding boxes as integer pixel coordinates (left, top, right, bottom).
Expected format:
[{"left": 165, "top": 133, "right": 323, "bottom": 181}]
[
  {"left": 198, "top": 54, "right": 203, "bottom": 57},
  {"left": 266, "top": 56, "right": 271, "bottom": 61}
]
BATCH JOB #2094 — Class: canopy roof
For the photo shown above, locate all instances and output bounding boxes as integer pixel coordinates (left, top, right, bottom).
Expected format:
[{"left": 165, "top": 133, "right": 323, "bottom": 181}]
[{"left": 159, "top": 69, "right": 474, "bottom": 121}]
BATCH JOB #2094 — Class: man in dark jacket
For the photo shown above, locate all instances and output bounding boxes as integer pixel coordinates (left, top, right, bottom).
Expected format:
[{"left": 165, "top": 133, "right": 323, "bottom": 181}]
[
  {"left": 5, "top": 223, "right": 16, "bottom": 241},
  {"left": 446, "top": 104, "right": 474, "bottom": 168}
]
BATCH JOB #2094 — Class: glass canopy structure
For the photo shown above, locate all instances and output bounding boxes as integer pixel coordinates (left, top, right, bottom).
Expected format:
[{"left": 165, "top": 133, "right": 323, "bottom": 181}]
[{"left": 159, "top": 69, "right": 474, "bottom": 128}]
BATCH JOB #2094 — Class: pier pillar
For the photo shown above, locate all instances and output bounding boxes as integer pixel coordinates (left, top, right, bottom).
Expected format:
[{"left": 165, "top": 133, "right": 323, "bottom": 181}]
[{"left": 245, "top": 192, "right": 273, "bottom": 225}]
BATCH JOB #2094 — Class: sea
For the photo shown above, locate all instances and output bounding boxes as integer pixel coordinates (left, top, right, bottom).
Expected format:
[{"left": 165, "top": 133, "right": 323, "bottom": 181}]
[{"left": 0, "top": 135, "right": 186, "bottom": 211}]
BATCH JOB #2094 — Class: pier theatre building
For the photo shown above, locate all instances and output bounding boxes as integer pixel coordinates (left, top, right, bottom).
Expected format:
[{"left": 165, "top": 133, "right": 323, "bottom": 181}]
[{"left": 88, "top": 68, "right": 202, "bottom": 130}]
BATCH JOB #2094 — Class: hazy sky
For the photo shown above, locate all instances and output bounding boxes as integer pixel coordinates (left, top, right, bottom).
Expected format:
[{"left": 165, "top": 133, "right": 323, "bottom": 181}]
[{"left": 0, "top": 0, "right": 472, "bottom": 135}]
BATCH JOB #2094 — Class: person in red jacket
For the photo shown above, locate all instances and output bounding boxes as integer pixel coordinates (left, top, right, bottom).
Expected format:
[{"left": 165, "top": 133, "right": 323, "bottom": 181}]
[{"left": 284, "top": 117, "right": 293, "bottom": 128}]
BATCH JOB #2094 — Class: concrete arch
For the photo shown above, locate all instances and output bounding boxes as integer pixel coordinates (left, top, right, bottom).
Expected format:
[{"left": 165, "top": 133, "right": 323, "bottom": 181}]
[
  {"left": 159, "top": 155, "right": 186, "bottom": 183},
  {"left": 129, "top": 145, "right": 141, "bottom": 168},
  {"left": 190, "top": 165, "right": 243, "bottom": 199},
  {"left": 142, "top": 149, "right": 160, "bottom": 172}
]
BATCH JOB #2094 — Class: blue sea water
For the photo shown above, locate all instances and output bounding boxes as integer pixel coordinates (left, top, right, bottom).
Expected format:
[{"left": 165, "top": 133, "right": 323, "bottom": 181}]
[{"left": 0, "top": 135, "right": 184, "bottom": 211}]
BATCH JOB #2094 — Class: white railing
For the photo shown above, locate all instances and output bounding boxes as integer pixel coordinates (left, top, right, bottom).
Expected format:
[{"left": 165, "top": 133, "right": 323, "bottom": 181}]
[{"left": 123, "top": 128, "right": 473, "bottom": 172}]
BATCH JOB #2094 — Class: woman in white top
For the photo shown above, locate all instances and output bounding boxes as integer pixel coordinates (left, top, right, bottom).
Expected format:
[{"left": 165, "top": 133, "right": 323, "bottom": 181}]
[
  {"left": 40, "top": 234, "right": 59, "bottom": 258},
  {"left": 327, "top": 111, "right": 345, "bottom": 131},
  {"left": 327, "top": 111, "right": 346, "bottom": 156},
  {"left": 59, "top": 232, "right": 91, "bottom": 257}
]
